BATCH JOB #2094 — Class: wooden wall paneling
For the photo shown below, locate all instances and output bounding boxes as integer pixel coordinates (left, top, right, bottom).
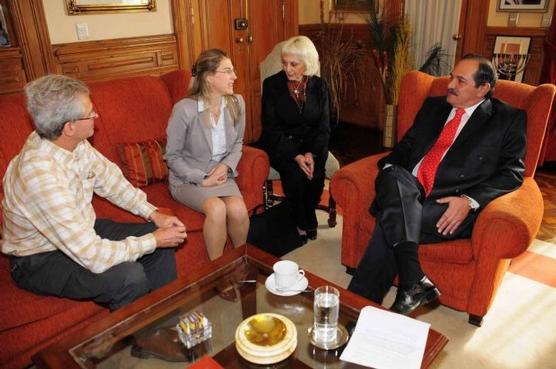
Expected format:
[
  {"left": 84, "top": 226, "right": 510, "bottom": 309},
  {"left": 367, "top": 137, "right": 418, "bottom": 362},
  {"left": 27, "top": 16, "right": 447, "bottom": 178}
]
[
  {"left": 300, "top": 24, "right": 381, "bottom": 129},
  {"left": 6, "top": 0, "right": 55, "bottom": 80},
  {"left": 484, "top": 26, "right": 547, "bottom": 86},
  {"left": 0, "top": 47, "right": 27, "bottom": 94},
  {"left": 171, "top": 0, "right": 189, "bottom": 70},
  {"left": 51, "top": 35, "right": 179, "bottom": 82}
]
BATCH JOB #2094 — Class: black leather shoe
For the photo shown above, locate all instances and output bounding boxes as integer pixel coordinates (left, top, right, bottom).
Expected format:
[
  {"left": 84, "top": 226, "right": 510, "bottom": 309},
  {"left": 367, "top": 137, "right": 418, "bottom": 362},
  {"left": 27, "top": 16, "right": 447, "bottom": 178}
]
[
  {"left": 390, "top": 276, "right": 440, "bottom": 315},
  {"left": 306, "top": 229, "right": 317, "bottom": 240}
]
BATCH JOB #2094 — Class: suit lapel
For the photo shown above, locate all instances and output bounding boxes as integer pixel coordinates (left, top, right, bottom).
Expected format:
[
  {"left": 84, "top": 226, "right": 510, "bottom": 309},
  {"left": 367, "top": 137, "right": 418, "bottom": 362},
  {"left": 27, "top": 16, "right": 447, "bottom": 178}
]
[
  {"left": 198, "top": 105, "right": 213, "bottom": 156},
  {"left": 223, "top": 104, "right": 234, "bottom": 146},
  {"left": 451, "top": 99, "right": 492, "bottom": 150}
]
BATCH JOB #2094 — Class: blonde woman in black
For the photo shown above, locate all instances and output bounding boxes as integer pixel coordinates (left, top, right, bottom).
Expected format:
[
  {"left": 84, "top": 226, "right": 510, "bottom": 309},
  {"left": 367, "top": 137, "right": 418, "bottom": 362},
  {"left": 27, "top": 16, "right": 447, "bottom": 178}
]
[{"left": 259, "top": 36, "right": 331, "bottom": 242}]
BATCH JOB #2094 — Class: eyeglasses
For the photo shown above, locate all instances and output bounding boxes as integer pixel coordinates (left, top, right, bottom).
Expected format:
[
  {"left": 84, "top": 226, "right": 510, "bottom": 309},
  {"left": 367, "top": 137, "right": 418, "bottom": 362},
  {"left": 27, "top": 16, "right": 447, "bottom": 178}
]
[
  {"left": 72, "top": 111, "right": 99, "bottom": 122},
  {"left": 215, "top": 68, "right": 237, "bottom": 75}
]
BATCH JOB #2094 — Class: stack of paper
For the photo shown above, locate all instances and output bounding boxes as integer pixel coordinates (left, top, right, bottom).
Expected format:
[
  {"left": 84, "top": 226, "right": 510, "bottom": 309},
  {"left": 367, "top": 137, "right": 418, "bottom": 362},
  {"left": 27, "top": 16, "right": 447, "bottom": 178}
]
[{"left": 340, "top": 306, "right": 430, "bottom": 369}]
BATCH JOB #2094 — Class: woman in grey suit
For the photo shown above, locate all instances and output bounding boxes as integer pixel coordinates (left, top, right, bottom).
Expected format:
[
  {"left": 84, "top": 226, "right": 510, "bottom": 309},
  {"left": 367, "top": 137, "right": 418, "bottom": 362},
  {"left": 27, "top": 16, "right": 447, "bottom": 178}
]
[{"left": 166, "top": 49, "right": 249, "bottom": 262}]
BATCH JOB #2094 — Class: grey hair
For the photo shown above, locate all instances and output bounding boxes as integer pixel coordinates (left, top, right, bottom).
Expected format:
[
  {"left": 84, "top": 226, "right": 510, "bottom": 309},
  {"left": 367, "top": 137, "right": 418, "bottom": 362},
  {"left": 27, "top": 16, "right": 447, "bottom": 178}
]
[
  {"left": 25, "top": 74, "right": 90, "bottom": 140},
  {"left": 281, "top": 35, "right": 320, "bottom": 76}
]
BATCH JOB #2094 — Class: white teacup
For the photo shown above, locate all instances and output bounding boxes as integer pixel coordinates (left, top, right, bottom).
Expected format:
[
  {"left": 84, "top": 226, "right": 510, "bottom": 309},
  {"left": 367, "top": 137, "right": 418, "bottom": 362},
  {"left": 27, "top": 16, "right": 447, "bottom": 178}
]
[{"left": 273, "top": 260, "right": 305, "bottom": 290}]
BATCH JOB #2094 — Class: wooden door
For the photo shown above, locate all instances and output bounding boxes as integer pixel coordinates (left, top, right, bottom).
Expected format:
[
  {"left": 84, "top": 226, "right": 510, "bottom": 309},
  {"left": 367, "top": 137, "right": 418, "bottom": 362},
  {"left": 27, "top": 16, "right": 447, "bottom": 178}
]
[
  {"left": 455, "top": 0, "right": 489, "bottom": 60},
  {"left": 246, "top": 0, "right": 299, "bottom": 141},
  {"left": 191, "top": 0, "right": 298, "bottom": 143}
]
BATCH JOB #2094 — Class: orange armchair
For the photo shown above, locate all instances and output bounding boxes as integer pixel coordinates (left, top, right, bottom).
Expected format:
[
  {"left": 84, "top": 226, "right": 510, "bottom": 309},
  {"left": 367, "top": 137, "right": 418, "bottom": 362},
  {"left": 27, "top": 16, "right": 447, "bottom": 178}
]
[{"left": 331, "top": 71, "right": 556, "bottom": 326}]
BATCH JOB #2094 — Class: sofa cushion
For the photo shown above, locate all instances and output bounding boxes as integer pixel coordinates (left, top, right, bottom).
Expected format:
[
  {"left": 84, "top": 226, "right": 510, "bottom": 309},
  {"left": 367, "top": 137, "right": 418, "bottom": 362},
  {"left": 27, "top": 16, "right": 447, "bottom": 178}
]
[
  {"left": 88, "top": 76, "right": 174, "bottom": 165},
  {"left": 117, "top": 138, "right": 168, "bottom": 187},
  {"left": 0, "top": 256, "right": 104, "bottom": 332},
  {"left": 92, "top": 183, "right": 206, "bottom": 232},
  {"left": 0, "top": 94, "right": 34, "bottom": 162}
]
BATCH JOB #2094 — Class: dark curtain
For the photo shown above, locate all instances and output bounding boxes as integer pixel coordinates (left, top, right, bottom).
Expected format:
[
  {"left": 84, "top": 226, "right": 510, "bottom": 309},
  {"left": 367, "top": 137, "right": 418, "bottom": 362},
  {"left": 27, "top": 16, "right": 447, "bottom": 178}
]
[{"left": 539, "top": 5, "right": 556, "bottom": 164}]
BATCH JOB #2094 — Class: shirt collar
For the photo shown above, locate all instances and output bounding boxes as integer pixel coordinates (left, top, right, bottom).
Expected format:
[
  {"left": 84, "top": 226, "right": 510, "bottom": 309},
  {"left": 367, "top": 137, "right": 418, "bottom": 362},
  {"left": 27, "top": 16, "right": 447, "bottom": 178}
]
[
  {"left": 29, "top": 131, "right": 86, "bottom": 165},
  {"left": 197, "top": 97, "right": 227, "bottom": 113},
  {"left": 460, "top": 98, "right": 485, "bottom": 117}
]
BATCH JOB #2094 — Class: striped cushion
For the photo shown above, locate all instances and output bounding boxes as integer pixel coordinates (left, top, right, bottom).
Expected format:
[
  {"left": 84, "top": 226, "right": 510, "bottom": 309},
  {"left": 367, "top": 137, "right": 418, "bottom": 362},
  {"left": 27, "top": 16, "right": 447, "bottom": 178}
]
[{"left": 117, "top": 138, "right": 168, "bottom": 187}]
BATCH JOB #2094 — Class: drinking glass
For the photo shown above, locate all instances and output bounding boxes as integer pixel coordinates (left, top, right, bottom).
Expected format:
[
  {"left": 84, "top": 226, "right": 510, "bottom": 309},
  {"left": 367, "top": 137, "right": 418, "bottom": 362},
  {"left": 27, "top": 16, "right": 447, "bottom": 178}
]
[{"left": 312, "top": 286, "right": 340, "bottom": 343}]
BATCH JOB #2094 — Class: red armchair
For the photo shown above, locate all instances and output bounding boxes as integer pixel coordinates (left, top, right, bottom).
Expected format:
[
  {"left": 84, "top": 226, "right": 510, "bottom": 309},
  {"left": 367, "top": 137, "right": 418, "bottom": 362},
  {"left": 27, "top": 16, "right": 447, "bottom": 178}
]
[{"left": 331, "top": 70, "right": 556, "bottom": 326}]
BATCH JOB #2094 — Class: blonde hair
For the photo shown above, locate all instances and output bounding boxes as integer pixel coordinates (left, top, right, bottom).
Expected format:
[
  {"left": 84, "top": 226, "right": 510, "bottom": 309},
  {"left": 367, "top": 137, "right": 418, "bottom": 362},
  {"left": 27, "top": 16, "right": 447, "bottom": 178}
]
[
  {"left": 281, "top": 36, "right": 320, "bottom": 76},
  {"left": 189, "top": 49, "right": 240, "bottom": 124}
]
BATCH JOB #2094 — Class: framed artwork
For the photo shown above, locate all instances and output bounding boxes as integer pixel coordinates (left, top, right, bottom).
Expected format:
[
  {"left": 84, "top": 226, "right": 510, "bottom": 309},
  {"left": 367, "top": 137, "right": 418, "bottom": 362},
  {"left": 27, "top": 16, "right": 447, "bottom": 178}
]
[
  {"left": 492, "top": 36, "right": 531, "bottom": 82},
  {"left": 66, "top": 0, "right": 156, "bottom": 15},
  {"left": 0, "top": 4, "right": 10, "bottom": 47},
  {"left": 497, "top": 0, "right": 549, "bottom": 12},
  {"left": 334, "top": 0, "right": 373, "bottom": 11}
]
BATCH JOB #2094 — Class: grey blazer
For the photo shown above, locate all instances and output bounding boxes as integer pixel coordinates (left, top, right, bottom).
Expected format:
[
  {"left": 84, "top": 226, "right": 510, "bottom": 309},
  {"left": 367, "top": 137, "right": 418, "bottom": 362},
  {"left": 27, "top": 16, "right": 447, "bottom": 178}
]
[{"left": 165, "top": 94, "right": 245, "bottom": 187}]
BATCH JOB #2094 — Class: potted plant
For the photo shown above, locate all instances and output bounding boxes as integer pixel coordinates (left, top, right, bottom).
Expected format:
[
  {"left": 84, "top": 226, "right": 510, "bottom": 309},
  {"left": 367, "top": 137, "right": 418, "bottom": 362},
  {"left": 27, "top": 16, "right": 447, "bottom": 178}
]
[
  {"left": 315, "top": 0, "right": 366, "bottom": 127},
  {"left": 367, "top": 0, "right": 412, "bottom": 147}
]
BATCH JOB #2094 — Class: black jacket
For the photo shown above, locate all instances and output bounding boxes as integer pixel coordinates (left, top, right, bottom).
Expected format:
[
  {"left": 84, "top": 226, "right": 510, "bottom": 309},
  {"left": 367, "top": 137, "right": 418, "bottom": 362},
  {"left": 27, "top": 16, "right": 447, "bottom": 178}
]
[
  {"left": 260, "top": 70, "right": 330, "bottom": 162},
  {"left": 380, "top": 96, "right": 527, "bottom": 208}
]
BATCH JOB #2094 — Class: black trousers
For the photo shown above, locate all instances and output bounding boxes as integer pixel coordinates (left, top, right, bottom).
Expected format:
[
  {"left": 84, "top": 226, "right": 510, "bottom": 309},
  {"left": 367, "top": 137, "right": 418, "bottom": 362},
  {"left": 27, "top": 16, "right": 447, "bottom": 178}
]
[
  {"left": 348, "top": 165, "right": 478, "bottom": 303},
  {"left": 270, "top": 156, "right": 326, "bottom": 231},
  {"left": 10, "top": 219, "right": 177, "bottom": 311}
]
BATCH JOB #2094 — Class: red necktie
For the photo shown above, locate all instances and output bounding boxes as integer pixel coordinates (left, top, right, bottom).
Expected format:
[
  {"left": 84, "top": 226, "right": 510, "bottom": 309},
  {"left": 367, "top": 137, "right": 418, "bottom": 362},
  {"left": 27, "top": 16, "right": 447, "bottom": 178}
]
[{"left": 417, "top": 108, "right": 465, "bottom": 196}]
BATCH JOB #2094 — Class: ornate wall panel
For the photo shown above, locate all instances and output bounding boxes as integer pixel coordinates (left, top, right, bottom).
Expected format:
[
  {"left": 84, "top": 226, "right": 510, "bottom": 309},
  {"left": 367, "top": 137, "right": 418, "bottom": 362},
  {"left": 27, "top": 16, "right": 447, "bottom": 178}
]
[
  {"left": 51, "top": 34, "right": 179, "bottom": 82},
  {"left": 0, "top": 48, "right": 27, "bottom": 94}
]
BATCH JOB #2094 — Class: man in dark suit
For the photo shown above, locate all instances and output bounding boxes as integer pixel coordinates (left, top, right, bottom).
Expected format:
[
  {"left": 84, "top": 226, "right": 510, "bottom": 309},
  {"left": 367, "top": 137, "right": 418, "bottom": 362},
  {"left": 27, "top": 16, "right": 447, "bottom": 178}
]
[{"left": 348, "top": 54, "right": 527, "bottom": 315}]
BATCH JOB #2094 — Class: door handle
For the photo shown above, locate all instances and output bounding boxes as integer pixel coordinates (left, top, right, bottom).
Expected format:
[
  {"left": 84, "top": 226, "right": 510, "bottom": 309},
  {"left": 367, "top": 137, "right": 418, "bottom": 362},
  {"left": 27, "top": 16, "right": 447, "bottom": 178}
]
[
  {"left": 236, "top": 37, "right": 244, "bottom": 43},
  {"left": 452, "top": 34, "right": 462, "bottom": 41},
  {"left": 247, "top": 35, "right": 253, "bottom": 43}
]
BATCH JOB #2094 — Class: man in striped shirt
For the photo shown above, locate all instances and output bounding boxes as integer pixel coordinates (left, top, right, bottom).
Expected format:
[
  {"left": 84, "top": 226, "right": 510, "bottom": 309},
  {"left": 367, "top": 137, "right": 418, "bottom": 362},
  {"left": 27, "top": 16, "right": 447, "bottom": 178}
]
[{"left": 1, "top": 74, "right": 187, "bottom": 310}]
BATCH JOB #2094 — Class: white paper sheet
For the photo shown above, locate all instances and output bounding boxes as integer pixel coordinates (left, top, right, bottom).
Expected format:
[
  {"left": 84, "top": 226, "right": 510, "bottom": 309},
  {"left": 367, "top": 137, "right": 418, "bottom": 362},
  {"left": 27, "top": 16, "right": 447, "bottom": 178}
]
[{"left": 340, "top": 306, "right": 431, "bottom": 369}]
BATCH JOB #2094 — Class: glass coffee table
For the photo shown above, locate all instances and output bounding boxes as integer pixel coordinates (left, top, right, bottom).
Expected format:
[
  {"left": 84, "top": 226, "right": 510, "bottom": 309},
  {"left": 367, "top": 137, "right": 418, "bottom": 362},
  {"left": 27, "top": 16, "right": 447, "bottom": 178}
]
[{"left": 33, "top": 245, "right": 448, "bottom": 369}]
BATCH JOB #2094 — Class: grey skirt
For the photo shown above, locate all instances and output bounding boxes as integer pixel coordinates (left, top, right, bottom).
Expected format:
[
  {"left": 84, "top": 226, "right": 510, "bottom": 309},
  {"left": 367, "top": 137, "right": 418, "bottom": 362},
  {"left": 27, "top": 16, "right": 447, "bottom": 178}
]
[{"left": 170, "top": 178, "right": 242, "bottom": 212}]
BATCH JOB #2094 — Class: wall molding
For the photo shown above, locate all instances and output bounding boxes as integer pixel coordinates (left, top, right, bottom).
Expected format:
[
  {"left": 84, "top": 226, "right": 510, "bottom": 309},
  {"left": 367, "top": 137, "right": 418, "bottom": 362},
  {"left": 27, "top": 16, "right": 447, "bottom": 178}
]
[
  {"left": 52, "top": 34, "right": 179, "bottom": 81},
  {"left": 0, "top": 47, "right": 27, "bottom": 94}
]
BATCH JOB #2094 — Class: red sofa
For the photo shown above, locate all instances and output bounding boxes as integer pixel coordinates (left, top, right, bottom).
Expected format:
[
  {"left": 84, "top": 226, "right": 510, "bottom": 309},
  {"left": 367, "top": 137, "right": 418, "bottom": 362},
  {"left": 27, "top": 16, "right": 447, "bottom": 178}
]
[{"left": 0, "top": 70, "right": 269, "bottom": 369}]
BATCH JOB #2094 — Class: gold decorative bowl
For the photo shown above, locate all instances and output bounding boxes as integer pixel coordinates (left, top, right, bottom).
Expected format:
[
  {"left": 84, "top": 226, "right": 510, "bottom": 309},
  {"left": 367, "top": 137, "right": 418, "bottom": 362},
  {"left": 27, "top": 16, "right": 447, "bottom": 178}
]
[{"left": 235, "top": 313, "right": 297, "bottom": 364}]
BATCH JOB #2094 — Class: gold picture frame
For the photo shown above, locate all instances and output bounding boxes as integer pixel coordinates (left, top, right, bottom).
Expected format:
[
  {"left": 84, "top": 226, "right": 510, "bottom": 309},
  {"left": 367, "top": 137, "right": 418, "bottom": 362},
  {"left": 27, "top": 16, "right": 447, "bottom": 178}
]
[{"left": 66, "top": 0, "right": 157, "bottom": 15}]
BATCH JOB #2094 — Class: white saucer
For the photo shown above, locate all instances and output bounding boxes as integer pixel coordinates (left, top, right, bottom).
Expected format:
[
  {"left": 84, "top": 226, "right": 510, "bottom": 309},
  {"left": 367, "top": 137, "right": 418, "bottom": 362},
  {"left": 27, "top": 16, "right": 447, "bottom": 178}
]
[{"left": 265, "top": 273, "right": 309, "bottom": 296}]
